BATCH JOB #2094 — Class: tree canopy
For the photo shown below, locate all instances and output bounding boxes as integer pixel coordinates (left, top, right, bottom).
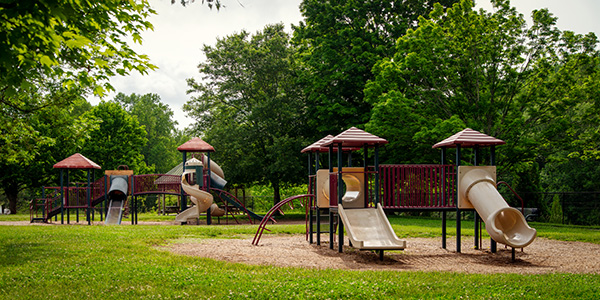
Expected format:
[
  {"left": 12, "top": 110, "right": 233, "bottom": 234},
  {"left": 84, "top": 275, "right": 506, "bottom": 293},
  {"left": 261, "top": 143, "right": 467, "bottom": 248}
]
[
  {"left": 292, "top": 0, "right": 458, "bottom": 135},
  {"left": 114, "top": 93, "right": 180, "bottom": 173},
  {"left": 185, "top": 24, "right": 308, "bottom": 203},
  {"left": 0, "top": 0, "right": 156, "bottom": 164}
]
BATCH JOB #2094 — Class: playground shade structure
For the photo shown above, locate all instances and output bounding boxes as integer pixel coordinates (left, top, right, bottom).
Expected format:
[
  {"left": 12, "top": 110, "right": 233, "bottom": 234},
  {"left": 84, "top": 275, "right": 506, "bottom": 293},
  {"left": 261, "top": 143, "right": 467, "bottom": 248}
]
[
  {"left": 458, "top": 166, "right": 537, "bottom": 248},
  {"left": 338, "top": 203, "right": 406, "bottom": 250}
]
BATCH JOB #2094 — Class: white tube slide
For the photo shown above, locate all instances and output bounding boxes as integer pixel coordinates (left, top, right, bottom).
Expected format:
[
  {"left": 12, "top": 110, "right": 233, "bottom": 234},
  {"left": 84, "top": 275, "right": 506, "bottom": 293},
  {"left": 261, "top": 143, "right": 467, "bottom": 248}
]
[
  {"left": 458, "top": 166, "right": 536, "bottom": 248},
  {"left": 176, "top": 174, "right": 214, "bottom": 223},
  {"left": 201, "top": 154, "right": 225, "bottom": 179}
]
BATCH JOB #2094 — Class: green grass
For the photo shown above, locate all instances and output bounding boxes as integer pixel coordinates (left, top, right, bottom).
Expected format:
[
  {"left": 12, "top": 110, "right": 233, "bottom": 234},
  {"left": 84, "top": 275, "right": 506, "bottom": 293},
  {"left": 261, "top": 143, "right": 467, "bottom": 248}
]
[{"left": 1, "top": 215, "right": 600, "bottom": 299}]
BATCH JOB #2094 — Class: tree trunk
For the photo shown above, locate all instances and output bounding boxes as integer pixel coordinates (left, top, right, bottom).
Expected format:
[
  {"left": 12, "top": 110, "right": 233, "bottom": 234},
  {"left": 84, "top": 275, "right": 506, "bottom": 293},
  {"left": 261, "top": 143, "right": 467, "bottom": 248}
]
[
  {"left": 4, "top": 181, "right": 19, "bottom": 214},
  {"left": 272, "top": 179, "right": 281, "bottom": 206}
]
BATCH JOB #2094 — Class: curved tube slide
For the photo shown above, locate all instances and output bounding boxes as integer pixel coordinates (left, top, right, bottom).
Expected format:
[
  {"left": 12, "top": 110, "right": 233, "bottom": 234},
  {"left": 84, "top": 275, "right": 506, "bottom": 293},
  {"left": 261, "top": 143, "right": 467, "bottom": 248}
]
[
  {"left": 458, "top": 166, "right": 536, "bottom": 248},
  {"left": 176, "top": 173, "right": 214, "bottom": 223}
]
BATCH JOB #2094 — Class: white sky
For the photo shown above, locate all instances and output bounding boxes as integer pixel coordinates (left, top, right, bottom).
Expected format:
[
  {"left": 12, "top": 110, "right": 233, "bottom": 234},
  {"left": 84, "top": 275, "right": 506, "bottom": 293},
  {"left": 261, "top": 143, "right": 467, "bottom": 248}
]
[{"left": 89, "top": 0, "right": 600, "bottom": 130}]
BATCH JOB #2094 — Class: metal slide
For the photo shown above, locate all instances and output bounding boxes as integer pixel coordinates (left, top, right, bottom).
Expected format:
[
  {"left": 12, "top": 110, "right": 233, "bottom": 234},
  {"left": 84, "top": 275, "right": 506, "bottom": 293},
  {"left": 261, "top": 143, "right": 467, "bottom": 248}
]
[
  {"left": 105, "top": 176, "right": 129, "bottom": 225},
  {"left": 337, "top": 203, "right": 406, "bottom": 250},
  {"left": 212, "top": 188, "right": 266, "bottom": 222},
  {"left": 105, "top": 200, "right": 124, "bottom": 225}
]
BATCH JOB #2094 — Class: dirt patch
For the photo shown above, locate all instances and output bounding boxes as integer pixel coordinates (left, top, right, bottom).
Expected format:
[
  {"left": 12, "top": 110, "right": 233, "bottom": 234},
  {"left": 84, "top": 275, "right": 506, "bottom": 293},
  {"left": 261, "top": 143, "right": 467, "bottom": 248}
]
[{"left": 167, "top": 235, "right": 600, "bottom": 274}]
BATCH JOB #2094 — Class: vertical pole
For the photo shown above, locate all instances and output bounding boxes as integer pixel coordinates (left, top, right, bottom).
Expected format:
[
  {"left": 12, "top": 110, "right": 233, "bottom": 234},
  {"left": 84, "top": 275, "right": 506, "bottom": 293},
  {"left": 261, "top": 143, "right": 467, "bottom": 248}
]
[
  {"left": 60, "top": 169, "right": 64, "bottom": 224},
  {"left": 473, "top": 146, "right": 479, "bottom": 250},
  {"left": 338, "top": 214, "right": 344, "bottom": 253},
  {"left": 490, "top": 145, "right": 497, "bottom": 253},
  {"left": 181, "top": 151, "right": 187, "bottom": 212},
  {"left": 316, "top": 207, "right": 321, "bottom": 245},
  {"left": 66, "top": 170, "right": 70, "bottom": 224},
  {"left": 206, "top": 152, "right": 212, "bottom": 225},
  {"left": 308, "top": 152, "right": 313, "bottom": 244},
  {"left": 104, "top": 175, "right": 108, "bottom": 220},
  {"left": 441, "top": 147, "right": 447, "bottom": 249},
  {"left": 456, "top": 144, "right": 461, "bottom": 253},
  {"left": 87, "top": 170, "right": 91, "bottom": 225},
  {"left": 363, "top": 145, "right": 368, "bottom": 206},
  {"left": 374, "top": 145, "right": 380, "bottom": 207}
]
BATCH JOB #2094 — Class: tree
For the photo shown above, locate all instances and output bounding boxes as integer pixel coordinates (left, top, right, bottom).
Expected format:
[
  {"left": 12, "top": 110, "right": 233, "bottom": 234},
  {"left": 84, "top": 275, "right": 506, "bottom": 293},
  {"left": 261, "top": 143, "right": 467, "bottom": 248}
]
[
  {"left": 114, "top": 93, "right": 180, "bottom": 173},
  {"left": 365, "top": 0, "right": 600, "bottom": 185},
  {"left": 292, "top": 0, "right": 458, "bottom": 135},
  {"left": 0, "top": 98, "right": 93, "bottom": 214},
  {"left": 0, "top": 1, "right": 156, "bottom": 164},
  {"left": 80, "top": 101, "right": 150, "bottom": 174},
  {"left": 185, "top": 24, "right": 308, "bottom": 204}
]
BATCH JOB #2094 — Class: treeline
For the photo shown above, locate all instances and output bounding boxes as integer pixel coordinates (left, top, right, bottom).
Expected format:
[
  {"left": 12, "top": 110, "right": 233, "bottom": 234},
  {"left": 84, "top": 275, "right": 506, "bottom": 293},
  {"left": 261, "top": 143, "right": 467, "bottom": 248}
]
[
  {"left": 0, "top": 93, "right": 186, "bottom": 213},
  {"left": 184, "top": 0, "right": 600, "bottom": 223},
  {"left": 2, "top": 1, "right": 599, "bottom": 224}
]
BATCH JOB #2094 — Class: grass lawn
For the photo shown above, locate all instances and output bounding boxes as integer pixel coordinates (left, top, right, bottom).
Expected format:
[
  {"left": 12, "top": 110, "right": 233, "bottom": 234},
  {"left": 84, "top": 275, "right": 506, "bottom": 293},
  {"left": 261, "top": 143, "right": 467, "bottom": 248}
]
[{"left": 1, "top": 213, "right": 599, "bottom": 299}]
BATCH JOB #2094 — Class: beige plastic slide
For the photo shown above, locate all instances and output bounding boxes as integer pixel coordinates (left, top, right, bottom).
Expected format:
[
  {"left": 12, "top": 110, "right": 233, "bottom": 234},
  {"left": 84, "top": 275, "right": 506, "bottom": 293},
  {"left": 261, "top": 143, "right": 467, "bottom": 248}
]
[
  {"left": 458, "top": 166, "right": 537, "bottom": 248},
  {"left": 176, "top": 174, "right": 214, "bottom": 223},
  {"left": 337, "top": 203, "right": 406, "bottom": 250},
  {"left": 201, "top": 154, "right": 225, "bottom": 179}
]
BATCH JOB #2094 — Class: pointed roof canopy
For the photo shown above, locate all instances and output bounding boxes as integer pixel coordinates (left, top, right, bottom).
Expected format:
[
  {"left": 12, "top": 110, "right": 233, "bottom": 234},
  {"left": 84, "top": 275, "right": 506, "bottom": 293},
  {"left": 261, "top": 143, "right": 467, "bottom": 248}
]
[
  {"left": 53, "top": 153, "right": 101, "bottom": 169},
  {"left": 432, "top": 128, "right": 506, "bottom": 149},
  {"left": 321, "top": 127, "right": 388, "bottom": 148},
  {"left": 301, "top": 135, "right": 362, "bottom": 153},
  {"left": 177, "top": 137, "right": 215, "bottom": 152}
]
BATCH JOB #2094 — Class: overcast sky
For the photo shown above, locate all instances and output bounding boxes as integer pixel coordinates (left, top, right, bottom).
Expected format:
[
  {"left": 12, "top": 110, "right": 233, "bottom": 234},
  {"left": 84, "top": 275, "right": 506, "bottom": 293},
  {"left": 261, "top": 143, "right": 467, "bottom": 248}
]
[{"left": 89, "top": 0, "right": 600, "bottom": 130}]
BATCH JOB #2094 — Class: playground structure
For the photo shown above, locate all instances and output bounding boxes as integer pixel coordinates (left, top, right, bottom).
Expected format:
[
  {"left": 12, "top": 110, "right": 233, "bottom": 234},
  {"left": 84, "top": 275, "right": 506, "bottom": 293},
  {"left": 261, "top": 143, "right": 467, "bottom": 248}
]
[
  {"left": 30, "top": 138, "right": 265, "bottom": 225},
  {"left": 294, "top": 127, "right": 536, "bottom": 260}
]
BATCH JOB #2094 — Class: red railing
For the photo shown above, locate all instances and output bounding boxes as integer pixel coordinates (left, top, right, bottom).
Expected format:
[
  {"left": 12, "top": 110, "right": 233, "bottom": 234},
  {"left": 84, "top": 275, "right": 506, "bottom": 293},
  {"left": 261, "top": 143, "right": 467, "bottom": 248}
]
[
  {"left": 133, "top": 174, "right": 181, "bottom": 196},
  {"left": 380, "top": 164, "right": 456, "bottom": 209}
]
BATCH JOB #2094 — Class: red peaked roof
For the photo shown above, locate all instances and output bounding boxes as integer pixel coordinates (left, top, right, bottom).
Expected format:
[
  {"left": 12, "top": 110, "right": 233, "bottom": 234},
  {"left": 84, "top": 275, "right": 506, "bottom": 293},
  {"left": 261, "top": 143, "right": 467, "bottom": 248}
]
[
  {"left": 321, "top": 127, "right": 388, "bottom": 148},
  {"left": 432, "top": 128, "right": 505, "bottom": 149},
  {"left": 53, "top": 153, "right": 101, "bottom": 169},
  {"left": 177, "top": 137, "right": 215, "bottom": 152},
  {"left": 301, "top": 135, "right": 361, "bottom": 153}
]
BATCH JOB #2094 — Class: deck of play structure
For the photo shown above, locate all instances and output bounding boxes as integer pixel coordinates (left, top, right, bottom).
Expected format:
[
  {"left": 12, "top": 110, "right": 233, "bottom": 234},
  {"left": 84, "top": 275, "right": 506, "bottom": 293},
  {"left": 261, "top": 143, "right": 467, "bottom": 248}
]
[
  {"left": 32, "top": 128, "right": 536, "bottom": 261},
  {"left": 30, "top": 138, "right": 266, "bottom": 226},
  {"left": 276, "top": 127, "right": 536, "bottom": 260}
]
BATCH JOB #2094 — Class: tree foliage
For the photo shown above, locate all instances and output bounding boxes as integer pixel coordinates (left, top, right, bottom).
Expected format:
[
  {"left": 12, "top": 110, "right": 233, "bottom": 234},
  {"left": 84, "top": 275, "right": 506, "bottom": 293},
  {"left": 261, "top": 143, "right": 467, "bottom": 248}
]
[
  {"left": 0, "top": 0, "right": 156, "bottom": 164},
  {"left": 365, "top": 0, "right": 600, "bottom": 184},
  {"left": 185, "top": 24, "right": 308, "bottom": 203},
  {"left": 80, "top": 101, "right": 150, "bottom": 174},
  {"left": 0, "top": 98, "right": 93, "bottom": 213},
  {"left": 114, "top": 93, "right": 180, "bottom": 173},
  {"left": 292, "top": 0, "right": 458, "bottom": 135}
]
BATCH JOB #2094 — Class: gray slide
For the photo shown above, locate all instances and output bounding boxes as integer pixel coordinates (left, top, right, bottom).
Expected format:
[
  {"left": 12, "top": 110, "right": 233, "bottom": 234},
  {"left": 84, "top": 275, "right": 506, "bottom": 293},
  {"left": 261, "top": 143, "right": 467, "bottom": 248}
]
[
  {"left": 105, "top": 200, "right": 124, "bottom": 225},
  {"left": 105, "top": 175, "right": 128, "bottom": 225}
]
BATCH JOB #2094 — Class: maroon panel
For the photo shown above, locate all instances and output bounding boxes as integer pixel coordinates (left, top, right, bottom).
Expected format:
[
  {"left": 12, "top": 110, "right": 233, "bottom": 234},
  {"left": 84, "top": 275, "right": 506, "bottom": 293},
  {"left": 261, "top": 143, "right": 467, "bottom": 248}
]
[{"left": 380, "top": 164, "right": 456, "bottom": 209}]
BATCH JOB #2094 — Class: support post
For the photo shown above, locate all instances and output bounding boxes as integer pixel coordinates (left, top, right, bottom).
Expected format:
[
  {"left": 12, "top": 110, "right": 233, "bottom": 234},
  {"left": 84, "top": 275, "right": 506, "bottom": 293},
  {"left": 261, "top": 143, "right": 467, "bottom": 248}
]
[
  {"left": 374, "top": 145, "right": 380, "bottom": 207},
  {"left": 316, "top": 208, "right": 321, "bottom": 245},
  {"left": 60, "top": 169, "right": 64, "bottom": 224},
  {"left": 490, "top": 145, "right": 497, "bottom": 253},
  {"left": 473, "top": 145, "right": 479, "bottom": 249},
  {"left": 87, "top": 170, "right": 91, "bottom": 225},
  {"left": 181, "top": 151, "right": 187, "bottom": 211},
  {"left": 456, "top": 144, "right": 461, "bottom": 253},
  {"left": 338, "top": 214, "right": 344, "bottom": 253},
  {"left": 441, "top": 147, "right": 447, "bottom": 249}
]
